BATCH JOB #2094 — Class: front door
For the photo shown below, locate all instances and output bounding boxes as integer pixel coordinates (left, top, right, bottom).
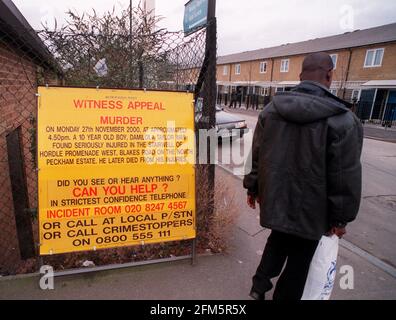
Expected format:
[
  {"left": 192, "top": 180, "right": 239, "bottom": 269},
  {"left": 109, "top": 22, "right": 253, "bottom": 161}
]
[
  {"left": 383, "top": 90, "right": 396, "bottom": 127},
  {"left": 357, "top": 89, "right": 376, "bottom": 120},
  {"left": 371, "top": 89, "right": 388, "bottom": 121}
]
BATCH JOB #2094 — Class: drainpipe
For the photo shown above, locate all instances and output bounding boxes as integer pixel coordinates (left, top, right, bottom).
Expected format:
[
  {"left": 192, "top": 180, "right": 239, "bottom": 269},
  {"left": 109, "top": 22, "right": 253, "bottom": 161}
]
[
  {"left": 270, "top": 57, "right": 275, "bottom": 99},
  {"left": 342, "top": 49, "right": 353, "bottom": 100},
  {"left": 248, "top": 60, "right": 253, "bottom": 108},
  {"left": 228, "top": 63, "right": 232, "bottom": 102}
]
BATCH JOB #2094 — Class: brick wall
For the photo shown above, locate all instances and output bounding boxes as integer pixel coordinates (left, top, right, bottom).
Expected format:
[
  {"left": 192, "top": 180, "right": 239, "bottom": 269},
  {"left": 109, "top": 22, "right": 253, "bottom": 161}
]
[
  {"left": 216, "top": 42, "right": 396, "bottom": 92},
  {"left": 250, "top": 59, "right": 273, "bottom": 82},
  {"left": 229, "top": 61, "right": 252, "bottom": 83},
  {"left": 217, "top": 64, "right": 230, "bottom": 82},
  {"left": 0, "top": 40, "right": 38, "bottom": 274},
  {"left": 271, "top": 55, "right": 304, "bottom": 82},
  {"left": 329, "top": 50, "right": 350, "bottom": 83},
  {"left": 348, "top": 42, "right": 396, "bottom": 81}
]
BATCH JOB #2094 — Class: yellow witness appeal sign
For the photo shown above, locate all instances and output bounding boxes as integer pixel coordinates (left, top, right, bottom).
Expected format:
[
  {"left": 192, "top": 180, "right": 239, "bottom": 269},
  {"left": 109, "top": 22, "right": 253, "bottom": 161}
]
[{"left": 37, "top": 87, "right": 196, "bottom": 255}]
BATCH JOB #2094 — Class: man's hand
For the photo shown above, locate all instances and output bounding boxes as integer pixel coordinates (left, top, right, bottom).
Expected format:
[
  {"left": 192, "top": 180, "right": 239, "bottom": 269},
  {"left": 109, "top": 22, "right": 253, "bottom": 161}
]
[
  {"left": 326, "top": 226, "right": 346, "bottom": 239},
  {"left": 247, "top": 194, "right": 259, "bottom": 209}
]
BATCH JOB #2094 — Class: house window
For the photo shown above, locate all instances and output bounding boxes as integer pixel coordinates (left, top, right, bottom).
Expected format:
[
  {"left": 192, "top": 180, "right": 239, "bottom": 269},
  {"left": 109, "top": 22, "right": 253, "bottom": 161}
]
[
  {"left": 259, "top": 87, "right": 269, "bottom": 96},
  {"left": 259, "top": 61, "right": 267, "bottom": 73},
  {"left": 235, "top": 64, "right": 241, "bottom": 75},
  {"left": 364, "top": 48, "right": 384, "bottom": 67},
  {"left": 351, "top": 89, "right": 360, "bottom": 102},
  {"left": 276, "top": 87, "right": 285, "bottom": 93},
  {"left": 330, "top": 89, "right": 338, "bottom": 96},
  {"left": 223, "top": 65, "right": 228, "bottom": 76},
  {"left": 280, "top": 59, "right": 289, "bottom": 73},
  {"left": 330, "top": 54, "right": 338, "bottom": 70},
  {"left": 222, "top": 85, "right": 229, "bottom": 94}
]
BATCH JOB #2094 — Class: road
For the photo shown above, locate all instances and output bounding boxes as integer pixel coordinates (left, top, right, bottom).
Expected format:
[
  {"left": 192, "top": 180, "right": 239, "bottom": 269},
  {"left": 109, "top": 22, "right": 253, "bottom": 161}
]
[{"left": 217, "top": 109, "right": 396, "bottom": 268}]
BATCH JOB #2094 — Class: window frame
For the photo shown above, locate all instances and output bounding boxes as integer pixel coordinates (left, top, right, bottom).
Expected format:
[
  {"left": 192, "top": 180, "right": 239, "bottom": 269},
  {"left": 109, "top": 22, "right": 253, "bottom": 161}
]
[
  {"left": 235, "top": 64, "right": 241, "bottom": 75},
  {"left": 223, "top": 65, "right": 228, "bottom": 76},
  {"left": 280, "top": 59, "right": 290, "bottom": 73},
  {"left": 259, "top": 87, "right": 270, "bottom": 96},
  {"left": 351, "top": 89, "right": 361, "bottom": 102},
  {"left": 364, "top": 48, "right": 384, "bottom": 68},
  {"left": 259, "top": 61, "right": 268, "bottom": 74},
  {"left": 330, "top": 54, "right": 338, "bottom": 70}
]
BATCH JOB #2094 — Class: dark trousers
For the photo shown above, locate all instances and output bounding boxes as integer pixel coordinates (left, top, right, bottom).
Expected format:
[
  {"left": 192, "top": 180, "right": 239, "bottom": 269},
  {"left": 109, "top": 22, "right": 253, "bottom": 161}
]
[{"left": 252, "top": 230, "right": 319, "bottom": 300}]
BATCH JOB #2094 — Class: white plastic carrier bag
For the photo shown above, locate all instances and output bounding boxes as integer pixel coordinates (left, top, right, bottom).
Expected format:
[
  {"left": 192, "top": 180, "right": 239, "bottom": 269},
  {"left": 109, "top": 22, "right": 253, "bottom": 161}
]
[{"left": 301, "top": 234, "right": 339, "bottom": 300}]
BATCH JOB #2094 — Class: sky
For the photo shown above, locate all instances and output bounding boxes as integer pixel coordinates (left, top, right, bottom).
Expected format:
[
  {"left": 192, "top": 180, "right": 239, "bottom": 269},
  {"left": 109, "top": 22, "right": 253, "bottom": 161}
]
[{"left": 12, "top": 0, "right": 396, "bottom": 56}]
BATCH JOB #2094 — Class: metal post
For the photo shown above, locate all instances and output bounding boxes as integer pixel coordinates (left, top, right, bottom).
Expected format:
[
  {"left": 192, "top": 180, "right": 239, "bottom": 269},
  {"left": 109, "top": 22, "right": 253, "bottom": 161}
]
[
  {"left": 381, "top": 90, "right": 390, "bottom": 128},
  {"left": 369, "top": 88, "right": 378, "bottom": 120},
  {"left": 130, "top": 0, "right": 133, "bottom": 32},
  {"left": 38, "top": 256, "right": 44, "bottom": 273},
  {"left": 201, "top": 0, "right": 217, "bottom": 216},
  {"left": 6, "top": 128, "right": 35, "bottom": 259},
  {"left": 176, "top": 48, "right": 180, "bottom": 90},
  {"left": 138, "top": 59, "right": 144, "bottom": 89},
  {"left": 191, "top": 239, "right": 197, "bottom": 265},
  {"left": 129, "top": 0, "right": 134, "bottom": 87}
]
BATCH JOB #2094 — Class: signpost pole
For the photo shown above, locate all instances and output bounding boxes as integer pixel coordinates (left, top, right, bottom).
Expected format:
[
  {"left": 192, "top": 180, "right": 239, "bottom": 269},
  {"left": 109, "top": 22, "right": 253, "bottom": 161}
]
[
  {"left": 202, "top": 0, "right": 217, "bottom": 217},
  {"left": 191, "top": 238, "right": 197, "bottom": 265},
  {"left": 129, "top": 0, "right": 134, "bottom": 87},
  {"left": 184, "top": 0, "right": 217, "bottom": 265}
]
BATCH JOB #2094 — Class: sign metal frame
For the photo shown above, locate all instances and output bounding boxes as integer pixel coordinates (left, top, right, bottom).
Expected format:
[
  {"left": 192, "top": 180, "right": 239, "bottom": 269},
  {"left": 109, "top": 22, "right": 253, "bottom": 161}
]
[{"left": 36, "top": 85, "right": 197, "bottom": 274}]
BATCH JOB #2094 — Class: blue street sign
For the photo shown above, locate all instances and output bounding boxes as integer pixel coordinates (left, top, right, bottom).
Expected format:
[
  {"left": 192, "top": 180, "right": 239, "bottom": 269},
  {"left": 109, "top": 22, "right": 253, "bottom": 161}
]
[{"left": 183, "top": 0, "right": 208, "bottom": 35}]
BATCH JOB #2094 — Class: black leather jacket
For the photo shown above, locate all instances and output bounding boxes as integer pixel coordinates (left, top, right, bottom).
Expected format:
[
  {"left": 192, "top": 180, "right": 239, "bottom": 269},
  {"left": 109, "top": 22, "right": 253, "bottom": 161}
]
[{"left": 243, "top": 81, "right": 363, "bottom": 240}]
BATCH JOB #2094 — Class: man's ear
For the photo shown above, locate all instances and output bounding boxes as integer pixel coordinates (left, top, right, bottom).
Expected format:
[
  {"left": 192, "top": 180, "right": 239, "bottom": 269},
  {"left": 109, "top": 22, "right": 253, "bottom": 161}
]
[{"left": 327, "top": 70, "right": 334, "bottom": 83}]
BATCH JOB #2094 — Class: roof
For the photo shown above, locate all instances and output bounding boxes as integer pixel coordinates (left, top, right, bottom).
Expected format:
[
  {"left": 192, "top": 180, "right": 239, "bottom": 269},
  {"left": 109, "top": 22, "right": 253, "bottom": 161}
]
[
  {"left": 362, "top": 80, "right": 396, "bottom": 88},
  {"left": 277, "top": 81, "right": 301, "bottom": 86},
  {"left": 218, "top": 22, "right": 396, "bottom": 65},
  {"left": 0, "top": 0, "right": 61, "bottom": 73}
]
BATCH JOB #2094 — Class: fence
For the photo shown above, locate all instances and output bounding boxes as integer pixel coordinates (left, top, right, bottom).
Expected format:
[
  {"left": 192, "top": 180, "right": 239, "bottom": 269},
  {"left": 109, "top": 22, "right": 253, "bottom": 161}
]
[
  {"left": 356, "top": 101, "right": 396, "bottom": 127},
  {"left": 0, "top": 7, "right": 215, "bottom": 275}
]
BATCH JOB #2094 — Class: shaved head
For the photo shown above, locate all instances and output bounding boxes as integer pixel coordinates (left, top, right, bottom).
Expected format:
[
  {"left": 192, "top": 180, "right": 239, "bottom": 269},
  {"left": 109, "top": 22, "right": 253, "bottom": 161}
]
[{"left": 300, "top": 52, "right": 334, "bottom": 88}]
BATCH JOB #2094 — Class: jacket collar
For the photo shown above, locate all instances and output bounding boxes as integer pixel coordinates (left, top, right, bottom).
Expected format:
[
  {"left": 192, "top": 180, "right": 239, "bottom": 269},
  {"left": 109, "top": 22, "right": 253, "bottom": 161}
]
[
  {"left": 295, "top": 81, "right": 353, "bottom": 109},
  {"left": 300, "top": 80, "right": 332, "bottom": 94}
]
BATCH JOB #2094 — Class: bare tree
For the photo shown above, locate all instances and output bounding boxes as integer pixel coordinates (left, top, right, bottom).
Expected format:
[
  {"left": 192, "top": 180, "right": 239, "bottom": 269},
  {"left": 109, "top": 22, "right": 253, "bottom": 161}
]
[{"left": 38, "top": 5, "right": 203, "bottom": 89}]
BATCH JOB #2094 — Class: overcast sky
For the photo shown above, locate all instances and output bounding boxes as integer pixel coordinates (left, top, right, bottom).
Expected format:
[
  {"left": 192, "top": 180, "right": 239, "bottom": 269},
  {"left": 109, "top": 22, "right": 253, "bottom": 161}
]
[{"left": 13, "top": 0, "right": 396, "bottom": 56}]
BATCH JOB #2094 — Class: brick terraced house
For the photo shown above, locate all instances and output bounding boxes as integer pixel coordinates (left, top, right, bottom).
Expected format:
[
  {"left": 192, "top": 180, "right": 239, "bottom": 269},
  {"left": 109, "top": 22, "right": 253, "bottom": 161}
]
[
  {"left": 216, "top": 23, "right": 396, "bottom": 125},
  {"left": 0, "top": 0, "right": 61, "bottom": 274}
]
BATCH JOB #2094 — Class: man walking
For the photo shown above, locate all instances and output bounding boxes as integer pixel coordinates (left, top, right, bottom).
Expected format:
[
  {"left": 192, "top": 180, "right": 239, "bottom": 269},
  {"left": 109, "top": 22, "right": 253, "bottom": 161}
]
[{"left": 243, "top": 52, "right": 363, "bottom": 300}]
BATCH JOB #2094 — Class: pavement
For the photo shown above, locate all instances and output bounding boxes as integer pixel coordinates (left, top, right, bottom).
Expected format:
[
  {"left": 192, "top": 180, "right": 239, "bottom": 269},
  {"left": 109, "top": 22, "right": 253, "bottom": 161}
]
[
  {"left": 1, "top": 167, "right": 396, "bottom": 300},
  {"left": 362, "top": 124, "right": 396, "bottom": 143}
]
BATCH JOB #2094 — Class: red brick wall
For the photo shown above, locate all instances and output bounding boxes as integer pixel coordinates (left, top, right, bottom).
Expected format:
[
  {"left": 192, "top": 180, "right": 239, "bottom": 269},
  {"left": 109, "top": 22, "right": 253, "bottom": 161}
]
[
  {"left": 348, "top": 42, "right": 396, "bottom": 81},
  {"left": 0, "top": 40, "right": 38, "bottom": 274}
]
